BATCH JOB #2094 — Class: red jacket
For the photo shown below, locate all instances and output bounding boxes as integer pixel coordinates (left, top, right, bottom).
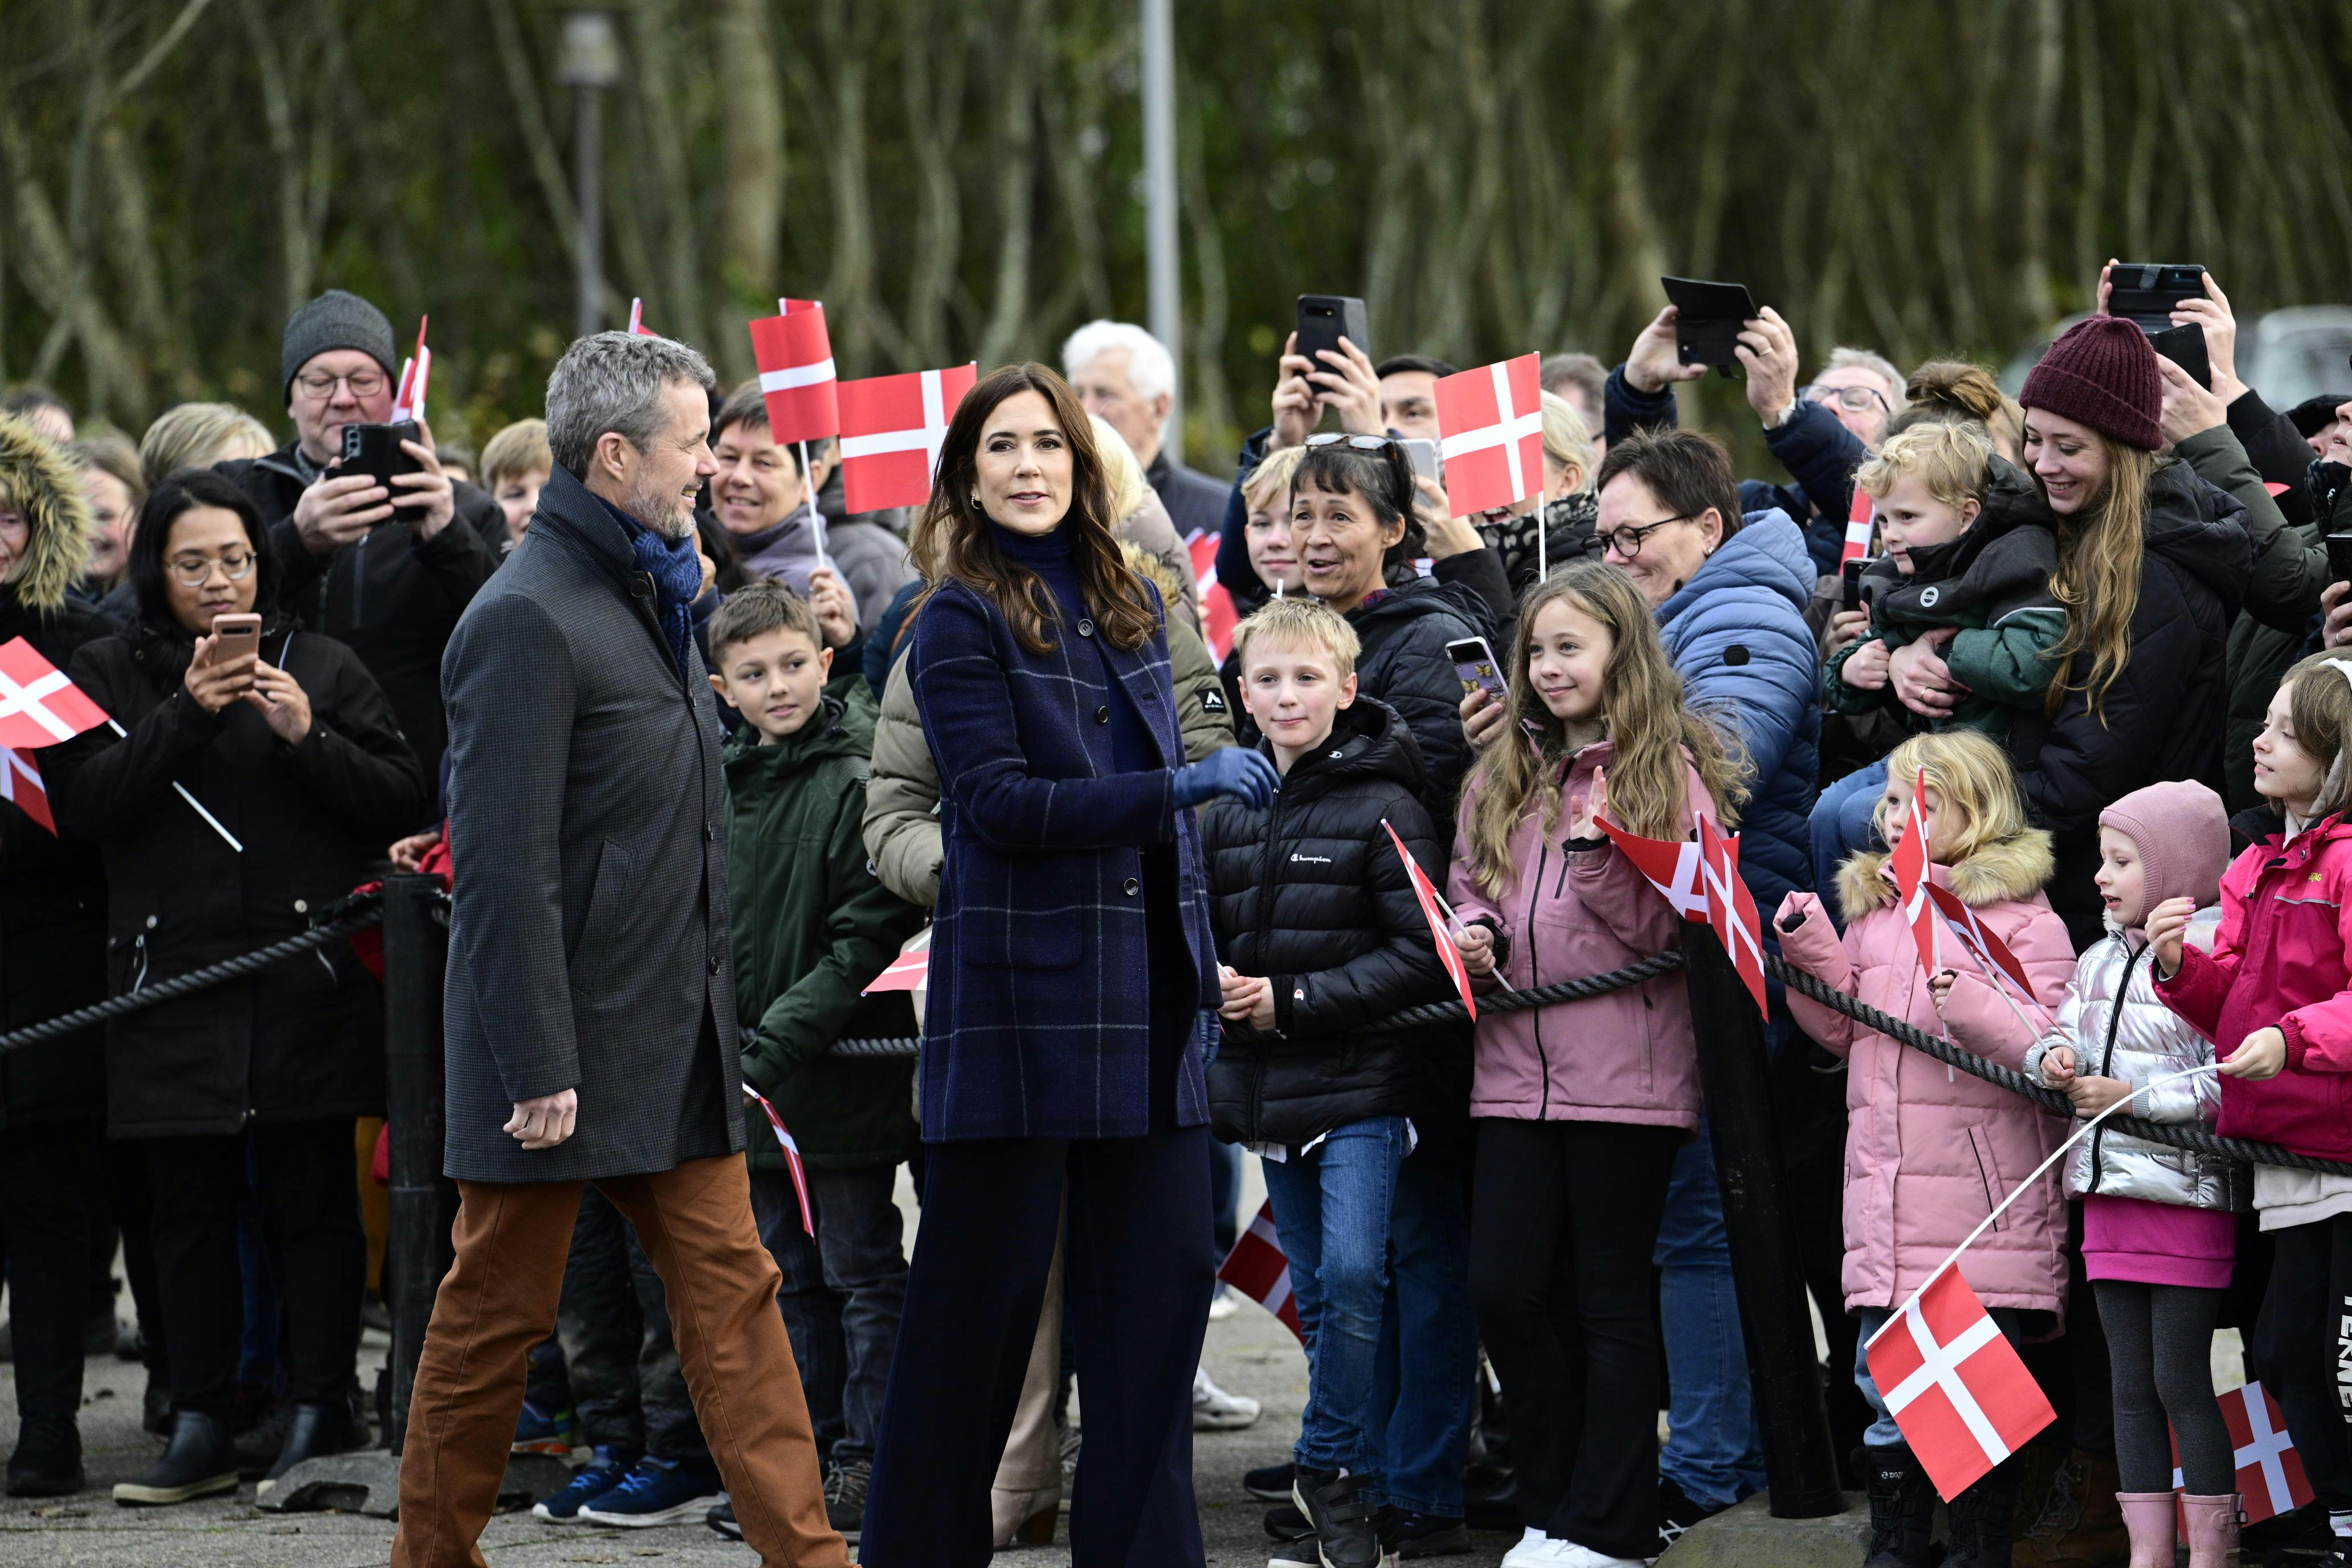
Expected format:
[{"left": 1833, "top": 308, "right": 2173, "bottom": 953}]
[{"left": 2157, "top": 815, "right": 2352, "bottom": 1162}]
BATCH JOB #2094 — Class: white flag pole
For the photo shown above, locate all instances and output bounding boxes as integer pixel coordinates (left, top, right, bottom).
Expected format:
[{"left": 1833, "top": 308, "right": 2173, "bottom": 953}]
[
  {"left": 105, "top": 719, "right": 241, "bottom": 852},
  {"left": 801, "top": 439, "right": 828, "bottom": 577}
]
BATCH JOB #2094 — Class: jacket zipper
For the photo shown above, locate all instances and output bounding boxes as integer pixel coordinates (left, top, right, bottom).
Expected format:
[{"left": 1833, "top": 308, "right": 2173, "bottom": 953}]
[
  {"left": 2086, "top": 940, "right": 2145, "bottom": 1194},
  {"left": 350, "top": 531, "right": 369, "bottom": 627},
  {"left": 1526, "top": 842, "right": 1550, "bottom": 1118},
  {"left": 1969, "top": 1132, "right": 2000, "bottom": 1229}
]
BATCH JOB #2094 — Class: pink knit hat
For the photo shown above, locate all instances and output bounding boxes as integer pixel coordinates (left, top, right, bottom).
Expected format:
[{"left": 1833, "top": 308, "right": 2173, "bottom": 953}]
[
  {"left": 2098, "top": 780, "right": 2228, "bottom": 922},
  {"left": 2019, "top": 316, "right": 2163, "bottom": 451}
]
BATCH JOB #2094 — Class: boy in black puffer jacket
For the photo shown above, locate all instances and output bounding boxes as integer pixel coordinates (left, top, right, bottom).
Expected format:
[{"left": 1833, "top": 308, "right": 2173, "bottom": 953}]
[{"left": 1199, "top": 599, "right": 1458, "bottom": 1568}]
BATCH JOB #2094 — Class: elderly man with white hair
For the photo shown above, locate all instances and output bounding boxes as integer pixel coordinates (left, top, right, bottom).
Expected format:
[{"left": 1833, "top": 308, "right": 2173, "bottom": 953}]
[{"left": 1062, "top": 320, "right": 1230, "bottom": 542}]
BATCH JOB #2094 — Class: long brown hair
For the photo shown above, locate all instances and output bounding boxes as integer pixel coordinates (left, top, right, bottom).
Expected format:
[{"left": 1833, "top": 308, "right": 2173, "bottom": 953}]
[
  {"left": 909, "top": 362, "right": 1159, "bottom": 654},
  {"left": 1461, "top": 562, "right": 1747, "bottom": 898},
  {"left": 2039, "top": 430, "right": 2158, "bottom": 722}
]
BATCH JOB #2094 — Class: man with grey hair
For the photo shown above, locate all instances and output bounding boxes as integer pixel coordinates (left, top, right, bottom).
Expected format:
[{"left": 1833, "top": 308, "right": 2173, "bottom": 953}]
[
  {"left": 392, "top": 331, "right": 846, "bottom": 1567},
  {"left": 1063, "top": 318, "right": 1228, "bottom": 540}
]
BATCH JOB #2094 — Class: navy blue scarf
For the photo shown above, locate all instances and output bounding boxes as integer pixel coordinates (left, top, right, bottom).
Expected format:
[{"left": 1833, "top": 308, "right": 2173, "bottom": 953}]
[{"left": 591, "top": 488, "right": 703, "bottom": 681}]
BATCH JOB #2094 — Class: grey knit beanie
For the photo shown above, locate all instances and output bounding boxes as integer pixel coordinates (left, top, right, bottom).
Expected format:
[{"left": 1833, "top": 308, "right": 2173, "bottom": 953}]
[{"left": 280, "top": 289, "right": 397, "bottom": 400}]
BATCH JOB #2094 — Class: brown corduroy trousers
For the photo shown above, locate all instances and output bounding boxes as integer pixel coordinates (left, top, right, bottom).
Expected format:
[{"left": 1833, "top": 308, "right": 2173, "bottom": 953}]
[{"left": 390, "top": 1154, "right": 846, "bottom": 1568}]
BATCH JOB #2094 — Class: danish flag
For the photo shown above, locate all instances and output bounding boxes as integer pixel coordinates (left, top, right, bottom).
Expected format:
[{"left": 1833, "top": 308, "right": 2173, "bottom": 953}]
[
  {"left": 1434, "top": 353, "right": 1544, "bottom": 517},
  {"left": 837, "top": 364, "right": 978, "bottom": 513},
  {"left": 861, "top": 926, "right": 930, "bottom": 997},
  {"left": 390, "top": 316, "right": 431, "bottom": 424},
  {"left": 1188, "top": 533, "right": 1239, "bottom": 663},
  {"left": 1841, "top": 476, "right": 1875, "bottom": 566},
  {"left": 2169, "top": 1381, "right": 2312, "bottom": 1524},
  {"left": 743, "top": 1085, "right": 815, "bottom": 1238},
  {"left": 1, "top": 746, "right": 52, "bottom": 834},
  {"left": 1890, "top": 767, "right": 1939, "bottom": 975},
  {"left": 1216, "top": 1201, "right": 1303, "bottom": 1341},
  {"left": 748, "top": 299, "right": 839, "bottom": 444},
  {"left": 1384, "top": 819, "right": 1475, "bottom": 1022},
  {"left": 1867, "top": 1267, "right": 2056, "bottom": 1500},
  {"left": 0, "top": 638, "right": 109, "bottom": 750},
  {"left": 626, "top": 298, "right": 655, "bottom": 336},
  {"left": 1596, "top": 816, "right": 1710, "bottom": 923},
  {"left": 1926, "top": 882, "right": 2036, "bottom": 1001},
  {"left": 1699, "top": 816, "right": 1768, "bottom": 1016}
]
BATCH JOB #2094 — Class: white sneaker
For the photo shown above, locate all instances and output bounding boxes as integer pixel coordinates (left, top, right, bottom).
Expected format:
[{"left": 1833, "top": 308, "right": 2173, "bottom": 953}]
[
  {"left": 1498, "top": 1527, "right": 1553, "bottom": 1567},
  {"left": 1191, "top": 1366, "right": 1261, "bottom": 1431},
  {"left": 1547, "top": 1540, "right": 1648, "bottom": 1567},
  {"left": 1208, "top": 1285, "right": 1241, "bottom": 1321}
]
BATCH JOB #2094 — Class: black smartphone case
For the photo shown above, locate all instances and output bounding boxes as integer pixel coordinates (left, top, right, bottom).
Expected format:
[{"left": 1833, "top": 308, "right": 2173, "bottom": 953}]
[
  {"left": 1661, "top": 276, "right": 1757, "bottom": 377},
  {"left": 340, "top": 420, "right": 424, "bottom": 491},
  {"left": 1296, "top": 296, "right": 1370, "bottom": 373}
]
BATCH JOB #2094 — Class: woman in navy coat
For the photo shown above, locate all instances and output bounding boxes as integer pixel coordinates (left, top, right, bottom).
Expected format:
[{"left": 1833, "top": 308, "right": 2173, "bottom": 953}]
[{"left": 859, "top": 364, "right": 1276, "bottom": 1566}]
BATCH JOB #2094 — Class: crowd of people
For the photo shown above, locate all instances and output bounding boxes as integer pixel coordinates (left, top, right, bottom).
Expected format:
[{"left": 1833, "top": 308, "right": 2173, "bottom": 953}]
[{"left": 0, "top": 263, "right": 2349, "bottom": 1568}]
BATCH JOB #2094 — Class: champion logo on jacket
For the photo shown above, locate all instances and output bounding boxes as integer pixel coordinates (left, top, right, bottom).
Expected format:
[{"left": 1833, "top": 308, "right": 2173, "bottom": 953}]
[{"left": 1289, "top": 852, "right": 1332, "bottom": 865}]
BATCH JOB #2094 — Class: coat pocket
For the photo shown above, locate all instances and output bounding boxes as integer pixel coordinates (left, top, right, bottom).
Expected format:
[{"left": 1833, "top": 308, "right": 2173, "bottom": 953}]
[{"left": 568, "top": 838, "right": 635, "bottom": 971}]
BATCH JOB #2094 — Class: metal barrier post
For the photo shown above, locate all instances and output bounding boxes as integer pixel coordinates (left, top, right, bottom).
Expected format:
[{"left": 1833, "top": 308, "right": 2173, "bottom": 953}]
[
  {"left": 1683, "top": 924, "right": 1847, "bottom": 1517},
  {"left": 381, "top": 873, "right": 456, "bottom": 1452}
]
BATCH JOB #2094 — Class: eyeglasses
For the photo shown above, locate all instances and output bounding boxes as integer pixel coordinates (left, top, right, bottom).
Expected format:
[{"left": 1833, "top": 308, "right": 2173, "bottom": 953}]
[
  {"left": 1599, "top": 515, "right": 1693, "bottom": 559},
  {"left": 166, "top": 550, "right": 258, "bottom": 587},
  {"left": 1302, "top": 434, "right": 1399, "bottom": 452},
  {"left": 293, "top": 369, "right": 388, "bottom": 400},
  {"left": 1803, "top": 382, "right": 1894, "bottom": 415}
]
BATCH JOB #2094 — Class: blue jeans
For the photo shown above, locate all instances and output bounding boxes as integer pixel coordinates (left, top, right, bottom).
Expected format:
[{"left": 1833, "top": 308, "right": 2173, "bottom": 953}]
[
  {"left": 1655, "top": 1129, "right": 1767, "bottom": 1509},
  {"left": 1810, "top": 760, "right": 1888, "bottom": 914},
  {"left": 1855, "top": 1304, "right": 2026, "bottom": 1449},
  {"left": 751, "top": 1162, "right": 909, "bottom": 1469},
  {"left": 1373, "top": 1144, "right": 1479, "bottom": 1518},
  {"left": 1261, "top": 1118, "right": 1407, "bottom": 1484}
]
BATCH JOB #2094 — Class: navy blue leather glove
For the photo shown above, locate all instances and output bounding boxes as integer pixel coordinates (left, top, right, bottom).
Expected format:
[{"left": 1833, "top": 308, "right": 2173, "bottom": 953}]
[{"left": 1173, "top": 747, "right": 1279, "bottom": 811}]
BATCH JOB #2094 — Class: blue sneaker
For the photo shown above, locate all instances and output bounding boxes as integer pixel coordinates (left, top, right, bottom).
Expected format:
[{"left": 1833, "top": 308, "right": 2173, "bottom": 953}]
[
  {"left": 511, "top": 1399, "right": 578, "bottom": 1456},
  {"left": 532, "top": 1447, "right": 631, "bottom": 1523},
  {"left": 575, "top": 1455, "right": 726, "bottom": 1528}
]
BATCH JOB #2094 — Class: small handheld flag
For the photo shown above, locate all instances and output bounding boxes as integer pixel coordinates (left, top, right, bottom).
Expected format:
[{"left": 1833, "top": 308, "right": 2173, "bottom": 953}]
[
  {"left": 1, "top": 746, "right": 52, "bottom": 834},
  {"left": 1189, "top": 533, "right": 1238, "bottom": 663},
  {"left": 390, "top": 316, "right": 431, "bottom": 424},
  {"left": 0, "top": 636, "right": 109, "bottom": 749},
  {"left": 1383, "top": 819, "right": 1477, "bottom": 1020},
  {"left": 1841, "top": 477, "right": 1874, "bottom": 566},
  {"left": 1435, "top": 354, "right": 1544, "bottom": 519},
  {"left": 1596, "top": 816, "right": 1711, "bottom": 922},
  {"left": 862, "top": 926, "right": 930, "bottom": 997},
  {"left": 743, "top": 1086, "right": 815, "bottom": 1238},
  {"left": 627, "top": 298, "right": 655, "bottom": 336},
  {"left": 1216, "top": 1200, "right": 1303, "bottom": 1340},
  {"left": 1890, "top": 767, "right": 1939, "bottom": 977},
  {"left": 1866, "top": 1267, "right": 2055, "bottom": 1500},
  {"left": 748, "top": 299, "right": 840, "bottom": 444},
  {"left": 2168, "top": 1381, "right": 2312, "bottom": 1525},
  {"left": 1698, "top": 816, "right": 1769, "bottom": 1016},
  {"left": 838, "top": 364, "right": 979, "bottom": 513}
]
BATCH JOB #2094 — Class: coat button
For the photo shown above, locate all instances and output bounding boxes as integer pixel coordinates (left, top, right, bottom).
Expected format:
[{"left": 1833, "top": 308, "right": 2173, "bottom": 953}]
[
  {"left": 293, "top": 899, "right": 308, "bottom": 913},
  {"left": 1096, "top": 705, "right": 1110, "bottom": 724},
  {"left": 707, "top": 954, "right": 721, "bottom": 975},
  {"left": 1077, "top": 619, "right": 1096, "bottom": 637},
  {"left": 145, "top": 914, "right": 158, "bottom": 929},
  {"left": 704, "top": 825, "right": 716, "bottom": 843},
  {"left": 1122, "top": 876, "right": 1140, "bottom": 896}
]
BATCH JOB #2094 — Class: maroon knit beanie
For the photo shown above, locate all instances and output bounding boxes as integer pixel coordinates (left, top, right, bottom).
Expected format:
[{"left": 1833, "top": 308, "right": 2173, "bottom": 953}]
[{"left": 2019, "top": 316, "right": 2163, "bottom": 451}]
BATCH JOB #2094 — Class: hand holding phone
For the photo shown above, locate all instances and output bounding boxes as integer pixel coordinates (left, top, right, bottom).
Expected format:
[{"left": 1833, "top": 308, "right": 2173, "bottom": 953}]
[
  {"left": 2103, "top": 262, "right": 2208, "bottom": 331},
  {"left": 1295, "top": 296, "right": 1370, "bottom": 377},
  {"left": 184, "top": 612, "right": 262, "bottom": 714},
  {"left": 1661, "top": 276, "right": 1761, "bottom": 379}
]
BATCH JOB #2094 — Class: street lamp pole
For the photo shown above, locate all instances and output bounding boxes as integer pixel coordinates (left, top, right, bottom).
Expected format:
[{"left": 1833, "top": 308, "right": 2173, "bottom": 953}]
[
  {"left": 1139, "top": 0, "right": 1181, "bottom": 463},
  {"left": 558, "top": 13, "right": 623, "bottom": 340}
]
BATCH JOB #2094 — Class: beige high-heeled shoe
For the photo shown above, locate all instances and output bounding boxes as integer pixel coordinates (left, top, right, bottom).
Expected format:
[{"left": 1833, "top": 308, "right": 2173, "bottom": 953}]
[{"left": 991, "top": 1485, "right": 1059, "bottom": 1549}]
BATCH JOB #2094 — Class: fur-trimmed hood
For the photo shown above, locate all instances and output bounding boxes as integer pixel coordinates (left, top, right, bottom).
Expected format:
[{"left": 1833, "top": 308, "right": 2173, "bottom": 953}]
[
  {"left": 1836, "top": 826, "right": 2054, "bottom": 923},
  {"left": 0, "top": 413, "right": 92, "bottom": 613},
  {"left": 1119, "top": 537, "right": 1186, "bottom": 614}
]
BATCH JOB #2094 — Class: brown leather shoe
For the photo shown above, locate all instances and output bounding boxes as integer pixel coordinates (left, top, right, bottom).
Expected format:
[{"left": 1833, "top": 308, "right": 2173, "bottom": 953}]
[{"left": 2012, "top": 1449, "right": 2131, "bottom": 1568}]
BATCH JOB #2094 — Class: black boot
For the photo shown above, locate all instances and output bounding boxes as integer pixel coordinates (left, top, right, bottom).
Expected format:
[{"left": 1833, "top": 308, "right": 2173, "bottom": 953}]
[
  {"left": 112, "top": 1411, "right": 239, "bottom": 1506},
  {"left": 1861, "top": 1446, "right": 1940, "bottom": 1568},
  {"left": 1943, "top": 1455, "right": 2023, "bottom": 1567},
  {"left": 6, "top": 1418, "right": 84, "bottom": 1498},
  {"left": 257, "top": 1402, "right": 364, "bottom": 1489}
]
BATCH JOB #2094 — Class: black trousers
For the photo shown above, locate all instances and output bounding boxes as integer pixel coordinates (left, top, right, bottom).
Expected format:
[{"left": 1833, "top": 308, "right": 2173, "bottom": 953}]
[
  {"left": 1469, "top": 1117, "right": 1679, "bottom": 1564},
  {"left": 2, "top": 1119, "right": 99, "bottom": 1443},
  {"left": 2251, "top": 1212, "right": 2352, "bottom": 1512},
  {"left": 860, "top": 1122, "right": 1215, "bottom": 1567},
  {"left": 142, "top": 1117, "right": 367, "bottom": 1423}
]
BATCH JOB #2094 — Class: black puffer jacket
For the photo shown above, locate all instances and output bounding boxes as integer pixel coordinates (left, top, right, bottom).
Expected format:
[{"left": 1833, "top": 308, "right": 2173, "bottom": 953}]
[
  {"left": 2008, "top": 458, "right": 2252, "bottom": 948},
  {"left": 1346, "top": 574, "right": 1493, "bottom": 830},
  {"left": 1200, "top": 699, "right": 1453, "bottom": 1146}
]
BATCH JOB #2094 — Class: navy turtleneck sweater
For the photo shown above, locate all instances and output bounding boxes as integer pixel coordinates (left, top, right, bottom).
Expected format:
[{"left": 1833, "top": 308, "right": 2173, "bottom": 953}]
[{"left": 991, "top": 522, "right": 1154, "bottom": 774}]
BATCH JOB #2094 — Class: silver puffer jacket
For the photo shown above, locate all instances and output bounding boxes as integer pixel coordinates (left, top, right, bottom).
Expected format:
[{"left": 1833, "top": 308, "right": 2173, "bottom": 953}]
[{"left": 2023, "top": 912, "right": 2247, "bottom": 1211}]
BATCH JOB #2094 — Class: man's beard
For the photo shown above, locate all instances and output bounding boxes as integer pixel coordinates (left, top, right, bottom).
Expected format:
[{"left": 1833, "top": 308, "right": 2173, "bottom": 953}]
[{"left": 620, "top": 476, "right": 695, "bottom": 541}]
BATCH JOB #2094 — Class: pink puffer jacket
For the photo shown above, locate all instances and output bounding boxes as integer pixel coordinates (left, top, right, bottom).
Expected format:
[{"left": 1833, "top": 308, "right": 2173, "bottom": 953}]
[
  {"left": 1446, "top": 741, "right": 1710, "bottom": 1132},
  {"left": 1778, "top": 830, "right": 2076, "bottom": 1314}
]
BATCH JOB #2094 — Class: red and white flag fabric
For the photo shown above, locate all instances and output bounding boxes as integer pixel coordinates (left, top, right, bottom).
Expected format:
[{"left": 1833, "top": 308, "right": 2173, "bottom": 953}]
[
  {"left": 1383, "top": 819, "right": 1475, "bottom": 1022},
  {"left": 2169, "top": 1381, "right": 2313, "bottom": 1525},
  {"left": 1434, "top": 353, "right": 1544, "bottom": 517},
  {"left": 390, "top": 316, "right": 431, "bottom": 425},
  {"left": 1890, "top": 767, "right": 1939, "bottom": 975},
  {"left": 1596, "top": 816, "right": 1710, "bottom": 923},
  {"left": 1698, "top": 816, "right": 1769, "bottom": 1016},
  {"left": 1841, "top": 477, "right": 1875, "bottom": 566},
  {"left": 743, "top": 1087, "right": 816, "bottom": 1238},
  {"left": 1217, "top": 1200, "right": 1303, "bottom": 1341},
  {"left": 1189, "top": 533, "right": 1239, "bottom": 664},
  {"left": 838, "top": 364, "right": 978, "bottom": 514},
  {"left": 1925, "top": 883, "right": 2035, "bottom": 1000},
  {"left": 861, "top": 926, "right": 931, "bottom": 997},
  {"left": 0, "top": 746, "right": 52, "bottom": 835},
  {"left": 627, "top": 298, "right": 655, "bottom": 337},
  {"left": 0, "top": 638, "right": 109, "bottom": 750},
  {"left": 748, "top": 299, "right": 839, "bottom": 444},
  {"left": 1867, "top": 1267, "right": 2056, "bottom": 1500}
]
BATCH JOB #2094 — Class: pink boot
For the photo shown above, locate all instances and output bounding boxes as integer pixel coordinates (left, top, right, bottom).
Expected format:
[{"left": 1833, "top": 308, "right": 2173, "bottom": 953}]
[
  {"left": 2180, "top": 1492, "right": 2241, "bottom": 1567},
  {"left": 2117, "top": 1492, "right": 2177, "bottom": 1568}
]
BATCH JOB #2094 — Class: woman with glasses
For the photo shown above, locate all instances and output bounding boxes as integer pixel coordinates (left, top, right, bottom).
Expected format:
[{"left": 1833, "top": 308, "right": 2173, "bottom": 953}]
[{"left": 46, "top": 469, "right": 426, "bottom": 1507}]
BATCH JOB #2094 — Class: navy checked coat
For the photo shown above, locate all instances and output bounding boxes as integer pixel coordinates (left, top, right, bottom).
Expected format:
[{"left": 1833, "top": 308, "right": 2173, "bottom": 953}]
[
  {"left": 437, "top": 463, "right": 745, "bottom": 1183},
  {"left": 908, "top": 575, "right": 1220, "bottom": 1141}
]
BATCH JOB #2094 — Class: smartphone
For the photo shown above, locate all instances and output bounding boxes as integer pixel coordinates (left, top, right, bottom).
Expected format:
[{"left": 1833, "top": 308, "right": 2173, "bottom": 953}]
[
  {"left": 1446, "top": 636, "right": 1508, "bottom": 709},
  {"left": 1399, "top": 437, "right": 1442, "bottom": 485},
  {"left": 2106, "top": 263, "right": 2207, "bottom": 332},
  {"left": 2328, "top": 533, "right": 2352, "bottom": 586},
  {"left": 1295, "top": 295, "right": 1370, "bottom": 377},
  {"left": 2149, "top": 323, "right": 2211, "bottom": 389},
  {"left": 208, "top": 612, "right": 262, "bottom": 665},
  {"left": 338, "top": 419, "right": 424, "bottom": 508},
  {"left": 1840, "top": 558, "right": 1866, "bottom": 613},
  {"left": 1660, "top": 276, "right": 1759, "bottom": 378}
]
